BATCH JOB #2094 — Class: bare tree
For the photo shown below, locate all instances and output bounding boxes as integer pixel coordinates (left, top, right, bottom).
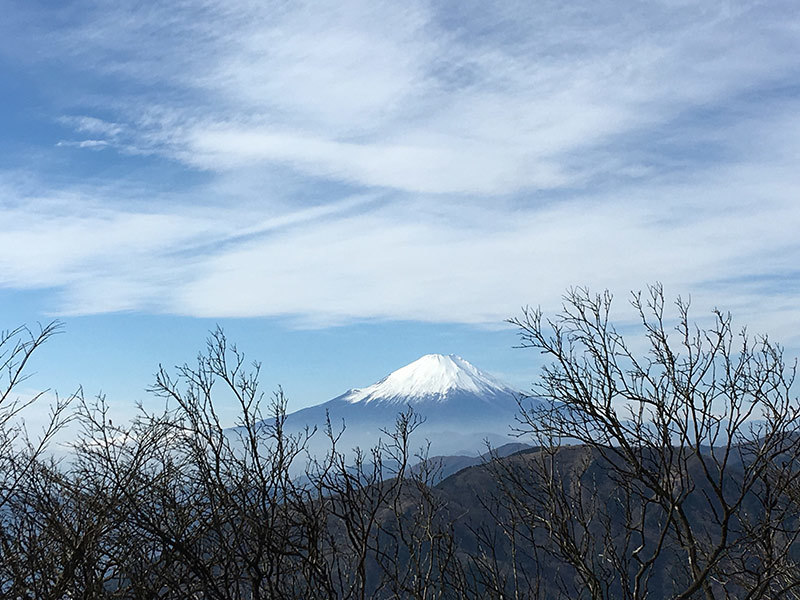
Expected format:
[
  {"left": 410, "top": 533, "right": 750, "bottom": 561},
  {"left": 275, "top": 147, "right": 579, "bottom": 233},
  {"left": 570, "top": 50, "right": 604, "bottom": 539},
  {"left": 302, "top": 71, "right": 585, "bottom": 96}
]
[
  {"left": 493, "top": 285, "right": 800, "bottom": 599},
  {"left": 7, "top": 294, "right": 800, "bottom": 599},
  {"left": 51, "top": 327, "right": 467, "bottom": 599},
  {"left": 0, "top": 322, "right": 77, "bottom": 597},
  {"left": 0, "top": 322, "right": 73, "bottom": 508}
]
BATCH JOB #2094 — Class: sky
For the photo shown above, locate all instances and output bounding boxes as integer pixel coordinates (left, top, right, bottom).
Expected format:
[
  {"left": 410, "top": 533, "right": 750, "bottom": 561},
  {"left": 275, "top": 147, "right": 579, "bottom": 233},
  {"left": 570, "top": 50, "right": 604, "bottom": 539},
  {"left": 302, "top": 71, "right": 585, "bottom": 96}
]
[{"left": 2, "top": 1, "right": 800, "bottom": 423}]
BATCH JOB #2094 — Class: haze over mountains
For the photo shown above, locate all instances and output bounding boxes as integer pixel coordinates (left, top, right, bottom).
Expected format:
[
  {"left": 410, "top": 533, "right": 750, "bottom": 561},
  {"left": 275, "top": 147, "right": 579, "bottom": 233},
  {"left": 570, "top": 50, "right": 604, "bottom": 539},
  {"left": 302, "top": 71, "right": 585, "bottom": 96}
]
[{"left": 283, "top": 354, "right": 527, "bottom": 457}]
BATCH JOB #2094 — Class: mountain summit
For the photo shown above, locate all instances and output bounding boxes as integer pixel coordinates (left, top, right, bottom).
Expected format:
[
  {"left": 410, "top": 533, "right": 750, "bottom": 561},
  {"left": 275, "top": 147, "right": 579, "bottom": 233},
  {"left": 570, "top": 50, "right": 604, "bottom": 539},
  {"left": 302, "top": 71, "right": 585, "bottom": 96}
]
[
  {"left": 340, "top": 353, "right": 516, "bottom": 405},
  {"left": 284, "top": 354, "right": 524, "bottom": 456}
]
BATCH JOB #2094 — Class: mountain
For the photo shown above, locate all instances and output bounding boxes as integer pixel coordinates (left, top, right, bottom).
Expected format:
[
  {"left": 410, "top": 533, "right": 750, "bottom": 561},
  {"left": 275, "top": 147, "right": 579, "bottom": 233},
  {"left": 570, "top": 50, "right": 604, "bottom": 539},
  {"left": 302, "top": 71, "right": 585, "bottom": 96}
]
[
  {"left": 412, "top": 441, "right": 534, "bottom": 481},
  {"left": 331, "top": 353, "right": 517, "bottom": 407},
  {"left": 283, "top": 354, "right": 527, "bottom": 458}
]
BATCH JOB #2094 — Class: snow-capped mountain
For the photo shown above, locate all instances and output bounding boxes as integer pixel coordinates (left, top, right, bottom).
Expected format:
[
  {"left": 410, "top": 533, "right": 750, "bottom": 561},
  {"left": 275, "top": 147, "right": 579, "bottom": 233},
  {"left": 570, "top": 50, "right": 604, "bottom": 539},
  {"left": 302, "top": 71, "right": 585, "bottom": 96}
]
[
  {"left": 337, "top": 353, "right": 517, "bottom": 406},
  {"left": 283, "top": 354, "right": 525, "bottom": 457}
]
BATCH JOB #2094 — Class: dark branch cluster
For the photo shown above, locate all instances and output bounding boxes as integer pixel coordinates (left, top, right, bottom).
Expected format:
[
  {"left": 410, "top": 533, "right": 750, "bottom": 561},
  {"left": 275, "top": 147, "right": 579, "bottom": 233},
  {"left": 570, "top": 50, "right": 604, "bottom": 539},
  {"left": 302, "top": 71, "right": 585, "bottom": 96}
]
[{"left": 2, "top": 287, "right": 800, "bottom": 599}]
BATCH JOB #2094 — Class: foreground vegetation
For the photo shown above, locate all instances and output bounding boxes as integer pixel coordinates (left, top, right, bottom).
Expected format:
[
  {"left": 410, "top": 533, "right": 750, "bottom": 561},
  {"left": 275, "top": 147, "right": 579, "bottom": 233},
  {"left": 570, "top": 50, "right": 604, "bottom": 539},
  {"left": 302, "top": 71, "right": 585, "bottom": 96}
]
[{"left": 2, "top": 286, "right": 800, "bottom": 599}]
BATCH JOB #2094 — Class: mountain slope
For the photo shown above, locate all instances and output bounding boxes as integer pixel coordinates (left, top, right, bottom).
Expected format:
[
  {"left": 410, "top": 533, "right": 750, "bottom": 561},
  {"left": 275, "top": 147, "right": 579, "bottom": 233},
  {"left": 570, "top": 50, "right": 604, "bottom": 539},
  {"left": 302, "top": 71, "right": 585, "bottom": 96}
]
[
  {"left": 284, "top": 354, "right": 526, "bottom": 456},
  {"left": 336, "top": 353, "right": 516, "bottom": 406}
]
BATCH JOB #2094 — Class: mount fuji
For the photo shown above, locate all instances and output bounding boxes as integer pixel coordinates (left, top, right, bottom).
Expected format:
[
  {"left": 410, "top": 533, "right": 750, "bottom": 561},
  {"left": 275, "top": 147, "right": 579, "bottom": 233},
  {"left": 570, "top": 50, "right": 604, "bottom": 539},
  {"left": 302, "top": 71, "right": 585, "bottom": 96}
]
[{"left": 283, "top": 354, "right": 526, "bottom": 457}]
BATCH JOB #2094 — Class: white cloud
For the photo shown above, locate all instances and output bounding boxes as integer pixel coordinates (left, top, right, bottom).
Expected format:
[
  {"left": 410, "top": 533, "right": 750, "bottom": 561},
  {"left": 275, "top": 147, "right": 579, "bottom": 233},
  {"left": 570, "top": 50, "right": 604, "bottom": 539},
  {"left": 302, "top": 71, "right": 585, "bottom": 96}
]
[
  {"left": 5, "top": 154, "right": 798, "bottom": 345},
  {"left": 39, "top": 0, "right": 800, "bottom": 194},
  {"left": 2, "top": 0, "right": 800, "bottom": 342},
  {"left": 59, "top": 116, "right": 124, "bottom": 138},
  {"left": 184, "top": 127, "right": 567, "bottom": 194},
  {"left": 56, "top": 140, "right": 110, "bottom": 149},
  {"left": 163, "top": 175, "right": 797, "bottom": 332}
]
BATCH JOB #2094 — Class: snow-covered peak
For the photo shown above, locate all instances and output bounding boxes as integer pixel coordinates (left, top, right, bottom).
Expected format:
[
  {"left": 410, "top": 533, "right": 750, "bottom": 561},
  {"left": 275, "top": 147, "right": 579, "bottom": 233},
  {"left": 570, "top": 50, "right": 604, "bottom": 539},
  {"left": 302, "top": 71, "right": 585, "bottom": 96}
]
[{"left": 343, "top": 354, "right": 515, "bottom": 405}]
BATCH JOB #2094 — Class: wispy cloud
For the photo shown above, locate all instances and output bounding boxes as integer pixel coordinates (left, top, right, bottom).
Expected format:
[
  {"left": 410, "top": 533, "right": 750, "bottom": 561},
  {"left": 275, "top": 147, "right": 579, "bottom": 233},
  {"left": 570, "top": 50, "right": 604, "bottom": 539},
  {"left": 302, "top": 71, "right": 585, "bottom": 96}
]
[
  {"left": 56, "top": 140, "right": 110, "bottom": 149},
  {"left": 44, "top": 0, "right": 797, "bottom": 194},
  {"left": 2, "top": 0, "right": 800, "bottom": 338},
  {"left": 59, "top": 116, "right": 124, "bottom": 138}
]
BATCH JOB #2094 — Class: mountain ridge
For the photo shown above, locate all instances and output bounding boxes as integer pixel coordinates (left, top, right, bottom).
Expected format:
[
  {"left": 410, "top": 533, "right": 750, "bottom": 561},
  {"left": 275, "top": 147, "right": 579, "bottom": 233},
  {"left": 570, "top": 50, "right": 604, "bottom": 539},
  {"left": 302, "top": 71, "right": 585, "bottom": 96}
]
[
  {"left": 335, "top": 353, "right": 517, "bottom": 406},
  {"left": 281, "top": 353, "right": 527, "bottom": 457}
]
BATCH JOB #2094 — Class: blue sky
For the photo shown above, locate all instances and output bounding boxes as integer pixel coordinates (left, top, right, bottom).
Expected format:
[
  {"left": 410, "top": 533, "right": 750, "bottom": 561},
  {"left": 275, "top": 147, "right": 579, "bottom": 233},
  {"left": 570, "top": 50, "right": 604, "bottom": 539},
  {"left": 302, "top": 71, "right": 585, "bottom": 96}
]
[{"left": 2, "top": 1, "right": 800, "bottom": 422}]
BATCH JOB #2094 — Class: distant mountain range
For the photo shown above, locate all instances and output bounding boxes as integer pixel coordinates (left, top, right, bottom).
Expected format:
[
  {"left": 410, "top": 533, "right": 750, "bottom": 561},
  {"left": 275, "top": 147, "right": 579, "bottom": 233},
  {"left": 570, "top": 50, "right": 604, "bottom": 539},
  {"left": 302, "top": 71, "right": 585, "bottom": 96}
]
[{"left": 282, "top": 354, "right": 530, "bottom": 458}]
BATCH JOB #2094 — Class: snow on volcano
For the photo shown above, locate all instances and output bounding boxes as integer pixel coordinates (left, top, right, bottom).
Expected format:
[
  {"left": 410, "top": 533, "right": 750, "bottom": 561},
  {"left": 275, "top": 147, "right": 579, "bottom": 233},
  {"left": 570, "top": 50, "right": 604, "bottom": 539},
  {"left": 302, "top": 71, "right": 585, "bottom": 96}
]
[
  {"left": 340, "top": 353, "right": 517, "bottom": 405},
  {"left": 281, "top": 354, "right": 525, "bottom": 456}
]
